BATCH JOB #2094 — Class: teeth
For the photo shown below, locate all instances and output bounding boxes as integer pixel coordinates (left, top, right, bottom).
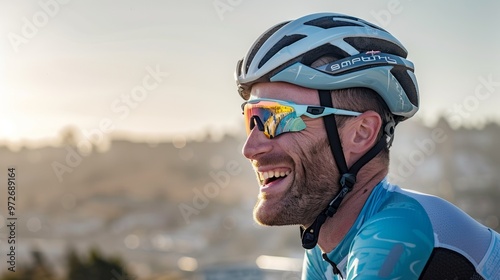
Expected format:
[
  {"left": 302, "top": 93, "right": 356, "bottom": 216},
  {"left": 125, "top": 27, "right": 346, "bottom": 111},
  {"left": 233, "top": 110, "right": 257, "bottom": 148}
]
[{"left": 258, "top": 170, "right": 290, "bottom": 182}]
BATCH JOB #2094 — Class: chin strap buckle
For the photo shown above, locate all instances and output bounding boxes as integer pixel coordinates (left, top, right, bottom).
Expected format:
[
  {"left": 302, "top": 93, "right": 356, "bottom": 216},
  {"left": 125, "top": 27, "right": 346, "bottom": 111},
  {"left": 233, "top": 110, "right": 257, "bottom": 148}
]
[
  {"left": 339, "top": 173, "right": 356, "bottom": 189},
  {"left": 301, "top": 213, "right": 327, "bottom": 249}
]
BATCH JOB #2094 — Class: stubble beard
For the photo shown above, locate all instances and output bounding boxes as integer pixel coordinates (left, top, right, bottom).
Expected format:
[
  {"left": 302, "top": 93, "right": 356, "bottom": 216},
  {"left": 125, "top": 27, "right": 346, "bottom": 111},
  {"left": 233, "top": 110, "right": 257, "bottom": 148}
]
[{"left": 253, "top": 138, "right": 339, "bottom": 227}]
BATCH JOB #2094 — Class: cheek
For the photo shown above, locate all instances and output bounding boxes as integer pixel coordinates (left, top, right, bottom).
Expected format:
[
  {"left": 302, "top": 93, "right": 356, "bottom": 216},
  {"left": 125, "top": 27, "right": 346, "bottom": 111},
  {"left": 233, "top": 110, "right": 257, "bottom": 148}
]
[
  {"left": 288, "top": 132, "right": 334, "bottom": 179},
  {"left": 293, "top": 129, "right": 330, "bottom": 159}
]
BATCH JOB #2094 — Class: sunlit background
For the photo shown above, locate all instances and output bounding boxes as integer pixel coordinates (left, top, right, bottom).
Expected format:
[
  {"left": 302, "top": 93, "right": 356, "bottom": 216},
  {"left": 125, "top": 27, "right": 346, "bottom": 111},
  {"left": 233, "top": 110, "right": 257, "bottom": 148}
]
[{"left": 1, "top": 1, "right": 499, "bottom": 279}]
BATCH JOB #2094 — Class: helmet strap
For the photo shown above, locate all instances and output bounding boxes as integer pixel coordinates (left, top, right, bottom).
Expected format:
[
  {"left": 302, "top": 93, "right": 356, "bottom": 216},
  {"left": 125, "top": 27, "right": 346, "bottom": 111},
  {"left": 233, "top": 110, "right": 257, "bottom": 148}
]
[{"left": 300, "top": 90, "right": 388, "bottom": 249}]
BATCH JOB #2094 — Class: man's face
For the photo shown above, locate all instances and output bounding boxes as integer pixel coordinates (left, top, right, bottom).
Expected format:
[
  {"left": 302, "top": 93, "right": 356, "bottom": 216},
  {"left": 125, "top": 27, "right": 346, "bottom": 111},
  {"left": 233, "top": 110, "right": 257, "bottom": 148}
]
[{"left": 242, "top": 82, "right": 341, "bottom": 227}]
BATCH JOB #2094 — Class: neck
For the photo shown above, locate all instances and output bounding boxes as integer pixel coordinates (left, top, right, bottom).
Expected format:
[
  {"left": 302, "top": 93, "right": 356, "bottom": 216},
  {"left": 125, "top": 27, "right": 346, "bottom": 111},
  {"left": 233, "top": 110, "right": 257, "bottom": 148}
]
[{"left": 316, "top": 165, "right": 387, "bottom": 253}]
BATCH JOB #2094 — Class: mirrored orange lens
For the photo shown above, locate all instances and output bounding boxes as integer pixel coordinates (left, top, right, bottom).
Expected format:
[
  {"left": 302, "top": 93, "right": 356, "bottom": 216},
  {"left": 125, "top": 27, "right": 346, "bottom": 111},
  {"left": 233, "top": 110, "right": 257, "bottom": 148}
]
[{"left": 243, "top": 100, "right": 296, "bottom": 138}]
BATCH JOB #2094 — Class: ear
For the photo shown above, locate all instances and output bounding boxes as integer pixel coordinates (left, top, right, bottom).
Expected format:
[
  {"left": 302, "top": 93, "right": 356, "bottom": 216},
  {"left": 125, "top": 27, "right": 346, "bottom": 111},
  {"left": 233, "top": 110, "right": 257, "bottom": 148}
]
[{"left": 342, "top": 110, "right": 382, "bottom": 162}]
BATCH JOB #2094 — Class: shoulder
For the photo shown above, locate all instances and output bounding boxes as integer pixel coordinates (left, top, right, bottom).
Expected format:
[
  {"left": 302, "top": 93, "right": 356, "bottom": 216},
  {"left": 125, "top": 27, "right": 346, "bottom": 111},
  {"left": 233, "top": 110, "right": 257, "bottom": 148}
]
[{"left": 346, "top": 188, "right": 435, "bottom": 278}]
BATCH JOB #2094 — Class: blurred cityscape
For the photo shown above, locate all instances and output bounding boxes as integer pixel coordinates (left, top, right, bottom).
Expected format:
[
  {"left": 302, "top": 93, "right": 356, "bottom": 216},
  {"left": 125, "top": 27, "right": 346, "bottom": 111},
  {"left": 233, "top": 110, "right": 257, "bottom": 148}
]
[{"left": 0, "top": 117, "right": 499, "bottom": 280}]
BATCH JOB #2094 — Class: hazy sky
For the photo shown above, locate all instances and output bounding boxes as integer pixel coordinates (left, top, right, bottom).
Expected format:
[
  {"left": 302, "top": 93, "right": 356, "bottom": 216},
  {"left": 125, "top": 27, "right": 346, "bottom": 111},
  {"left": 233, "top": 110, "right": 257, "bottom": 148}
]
[{"left": 1, "top": 0, "right": 499, "bottom": 145}]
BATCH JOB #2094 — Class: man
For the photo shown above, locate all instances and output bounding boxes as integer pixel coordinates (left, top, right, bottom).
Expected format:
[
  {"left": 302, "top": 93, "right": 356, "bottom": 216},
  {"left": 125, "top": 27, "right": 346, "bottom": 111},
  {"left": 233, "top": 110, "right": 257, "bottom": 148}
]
[{"left": 235, "top": 13, "right": 500, "bottom": 279}]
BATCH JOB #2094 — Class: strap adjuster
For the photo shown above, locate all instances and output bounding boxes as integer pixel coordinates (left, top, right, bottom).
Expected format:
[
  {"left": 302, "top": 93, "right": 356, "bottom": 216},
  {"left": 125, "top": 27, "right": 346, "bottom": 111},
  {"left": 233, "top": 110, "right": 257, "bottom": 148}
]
[{"left": 340, "top": 173, "right": 356, "bottom": 189}]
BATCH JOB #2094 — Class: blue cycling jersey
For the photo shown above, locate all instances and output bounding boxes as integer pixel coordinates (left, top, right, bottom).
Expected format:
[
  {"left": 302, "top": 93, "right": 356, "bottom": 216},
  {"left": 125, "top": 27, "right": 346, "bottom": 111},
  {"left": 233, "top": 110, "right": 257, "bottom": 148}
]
[{"left": 302, "top": 179, "right": 500, "bottom": 279}]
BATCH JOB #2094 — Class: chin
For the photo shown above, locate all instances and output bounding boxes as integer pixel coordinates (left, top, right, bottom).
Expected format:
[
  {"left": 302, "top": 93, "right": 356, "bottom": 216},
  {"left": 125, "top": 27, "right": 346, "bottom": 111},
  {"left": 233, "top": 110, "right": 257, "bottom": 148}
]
[
  {"left": 253, "top": 212, "right": 286, "bottom": 226},
  {"left": 253, "top": 200, "right": 272, "bottom": 225},
  {"left": 253, "top": 198, "right": 295, "bottom": 226}
]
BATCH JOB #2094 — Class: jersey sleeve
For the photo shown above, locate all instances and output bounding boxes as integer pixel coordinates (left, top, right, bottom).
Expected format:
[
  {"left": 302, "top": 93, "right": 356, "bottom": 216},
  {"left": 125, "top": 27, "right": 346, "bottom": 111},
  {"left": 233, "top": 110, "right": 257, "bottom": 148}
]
[{"left": 345, "top": 198, "right": 435, "bottom": 279}]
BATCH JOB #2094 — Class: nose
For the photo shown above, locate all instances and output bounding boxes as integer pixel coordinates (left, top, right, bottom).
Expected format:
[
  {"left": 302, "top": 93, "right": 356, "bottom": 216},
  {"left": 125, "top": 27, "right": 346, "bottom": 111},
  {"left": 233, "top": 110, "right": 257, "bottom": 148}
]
[{"left": 242, "top": 126, "right": 273, "bottom": 160}]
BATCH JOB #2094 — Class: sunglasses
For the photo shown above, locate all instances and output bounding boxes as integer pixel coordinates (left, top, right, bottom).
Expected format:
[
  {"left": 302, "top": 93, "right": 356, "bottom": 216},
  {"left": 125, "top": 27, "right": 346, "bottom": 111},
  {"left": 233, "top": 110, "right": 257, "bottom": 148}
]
[{"left": 242, "top": 98, "right": 361, "bottom": 139}]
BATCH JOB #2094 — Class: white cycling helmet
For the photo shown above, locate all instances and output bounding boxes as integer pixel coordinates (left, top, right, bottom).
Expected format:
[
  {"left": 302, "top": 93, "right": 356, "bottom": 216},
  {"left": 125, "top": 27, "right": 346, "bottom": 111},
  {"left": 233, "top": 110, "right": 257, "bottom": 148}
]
[{"left": 235, "top": 12, "right": 419, "bottom": 121}]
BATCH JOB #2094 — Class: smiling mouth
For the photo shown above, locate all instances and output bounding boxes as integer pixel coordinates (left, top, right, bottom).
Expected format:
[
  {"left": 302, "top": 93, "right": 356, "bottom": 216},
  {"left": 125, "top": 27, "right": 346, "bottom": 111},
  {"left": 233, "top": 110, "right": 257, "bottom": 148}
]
[{"left": 258, "top": 170, "right": 291, "bottom": 185}]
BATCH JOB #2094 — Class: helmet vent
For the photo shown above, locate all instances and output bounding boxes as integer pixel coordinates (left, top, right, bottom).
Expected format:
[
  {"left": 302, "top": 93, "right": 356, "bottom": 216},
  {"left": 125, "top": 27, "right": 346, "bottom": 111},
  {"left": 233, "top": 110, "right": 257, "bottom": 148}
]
[
  {"left": 300, "top": 44, "right": 350, "bottom": 66},
  {"left": 304, "top": 16, "right": 363, "bottom": 29},
  {"left": 246, "top": 21, "right": 289, "bottom": 73},
  {"left": 335, "top": 15, "right": 388, "bottom": 32},
  {"left": 391, "top": 67, "right": 419, "bottom": 107},
  {"left": 344, "top": 37, "right": 407, "bottom": 58},
  {"left": 258, "top": 34, "right": 307, "bottom": 68}
]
